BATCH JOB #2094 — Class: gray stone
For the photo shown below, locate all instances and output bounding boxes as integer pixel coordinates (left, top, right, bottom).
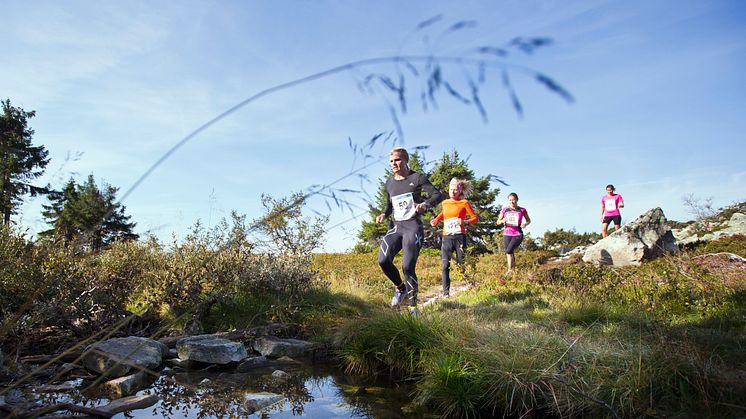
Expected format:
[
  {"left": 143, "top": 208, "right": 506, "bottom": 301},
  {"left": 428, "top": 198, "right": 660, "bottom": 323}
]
[
  {"left": 176, "top": 335, "right": 248, "bottom": 365},
  {"left": 583, "top": 207, "right": 677, "bottom": 266},
  {"left": 103, "top": 371, "right": 153, "bottom": 397},
  {"left": 242, "top": 392, "right": 285, "bottom": 415},
  {"left": 272, "top": 370, "right": 290, "bottom": 381},
  {"left": 236, "top": 356, "right": 271, "bottom": 372},
  {"left": 82, "top": 337, "right": 168, "bottom": 378},
  {"left": 674, "top": 212, "right": 746, "bottom": 245},
  {"left": 252, "top": 336, "right": 315, "bottom": 359},
  {"left": 167, "top": 348, "right": 178, "bottom": 359},
  {"left": 99, "top": 394, "right": 159, "bottom": 415}
]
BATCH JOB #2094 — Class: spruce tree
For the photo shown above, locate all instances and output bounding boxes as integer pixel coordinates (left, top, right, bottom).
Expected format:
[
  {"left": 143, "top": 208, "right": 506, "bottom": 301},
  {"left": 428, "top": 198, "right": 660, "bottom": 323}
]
[
  {"left": 41, "top": 175, "right": 138, "bottom": 251},
  {"left": 0, "top": 99, "right": 49, "bottom": 224}
]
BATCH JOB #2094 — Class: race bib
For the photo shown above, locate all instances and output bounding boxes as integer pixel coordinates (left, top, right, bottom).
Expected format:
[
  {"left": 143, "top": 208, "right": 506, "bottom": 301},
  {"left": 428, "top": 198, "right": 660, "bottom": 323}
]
[
  {"left": 444, "top": 217, "right": 462, "bottom": 235},
  {"left": 604, "top": 198, "right": 617, "bottom": 211},
  {"left": 392, "top": 192, "right": 416, "bottom": 221},
  {"left": 505, "top": 211, "right": 520, "bottom": 227}
]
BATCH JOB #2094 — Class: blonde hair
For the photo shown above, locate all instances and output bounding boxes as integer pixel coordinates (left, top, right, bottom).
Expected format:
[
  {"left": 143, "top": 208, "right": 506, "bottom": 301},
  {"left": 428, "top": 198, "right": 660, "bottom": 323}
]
[
  {"left": 389, "top": 147, "right": 409, "bottom": 162},
  {"left": 450, "top": 177, "right": 473, "bottom": 198}
]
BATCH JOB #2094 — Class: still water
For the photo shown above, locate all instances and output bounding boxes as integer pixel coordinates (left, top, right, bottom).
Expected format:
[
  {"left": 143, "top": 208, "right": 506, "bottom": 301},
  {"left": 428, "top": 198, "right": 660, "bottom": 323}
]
[{"left": 37, "top": 361, "right": 431, "bottom": 418}]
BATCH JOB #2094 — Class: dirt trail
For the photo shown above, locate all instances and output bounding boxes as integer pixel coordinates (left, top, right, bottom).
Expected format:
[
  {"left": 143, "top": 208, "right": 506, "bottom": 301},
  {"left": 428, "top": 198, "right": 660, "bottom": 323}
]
[{"left": 419, "top": 281, "right": 473, "bottom": 308}]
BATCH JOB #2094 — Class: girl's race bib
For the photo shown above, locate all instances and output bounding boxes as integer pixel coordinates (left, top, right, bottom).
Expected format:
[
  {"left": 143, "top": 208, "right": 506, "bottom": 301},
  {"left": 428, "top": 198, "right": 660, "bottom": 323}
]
[
  {"left": 505, "top": 211, "right": 520, "bottom": 227},
  {"left": 604, "top": 198, "right": 617, "bottom": 212},
  {"left": 392, "top": 192, "right": 416, "bottom": 221},
  {"left": 444, "top": 217, "right": 462, "bottom": 235}
]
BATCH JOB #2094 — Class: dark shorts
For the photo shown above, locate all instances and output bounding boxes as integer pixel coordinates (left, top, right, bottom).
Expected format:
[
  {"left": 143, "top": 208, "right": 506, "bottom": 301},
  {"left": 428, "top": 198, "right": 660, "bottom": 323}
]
[
  {"left": 602, "top": 215, "right": 622, "bottom": 226},
  {"left": 504, "top": 235, "right": 523, "bottom": 254}
]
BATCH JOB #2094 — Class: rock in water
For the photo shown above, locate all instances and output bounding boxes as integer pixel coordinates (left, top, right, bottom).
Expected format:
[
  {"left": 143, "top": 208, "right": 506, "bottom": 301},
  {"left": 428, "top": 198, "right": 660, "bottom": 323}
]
[
  {"left": 82, "top": 337, "right": 168, "bottom": 378},
  {"left": 176, "top": 335, "right": 248, "bottom": 364}
]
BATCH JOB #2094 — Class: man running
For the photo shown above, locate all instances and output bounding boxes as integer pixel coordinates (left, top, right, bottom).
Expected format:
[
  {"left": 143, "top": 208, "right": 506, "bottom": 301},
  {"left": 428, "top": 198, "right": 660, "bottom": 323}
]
[{"left": 376, "top": 147, "right": 444, "bottom": 311}]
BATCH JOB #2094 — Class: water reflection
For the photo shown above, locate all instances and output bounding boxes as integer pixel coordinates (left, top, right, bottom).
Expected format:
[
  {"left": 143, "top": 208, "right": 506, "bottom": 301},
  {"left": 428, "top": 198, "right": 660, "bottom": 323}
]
[{"left": 30, "top": 362, "right": 431, "bottom": 418}]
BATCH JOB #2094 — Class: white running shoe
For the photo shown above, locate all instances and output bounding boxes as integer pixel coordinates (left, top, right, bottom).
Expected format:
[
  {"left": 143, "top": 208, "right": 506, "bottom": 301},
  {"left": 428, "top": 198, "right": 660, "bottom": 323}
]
[{"left": 391, "top": 288, "right": 404, "bottom": 308}]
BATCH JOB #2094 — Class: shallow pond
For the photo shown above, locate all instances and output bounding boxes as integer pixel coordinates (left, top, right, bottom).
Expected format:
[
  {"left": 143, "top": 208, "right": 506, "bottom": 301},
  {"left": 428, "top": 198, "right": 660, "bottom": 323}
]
[{"left": 29, "top": 361, "right": 432, "bottom": 418}]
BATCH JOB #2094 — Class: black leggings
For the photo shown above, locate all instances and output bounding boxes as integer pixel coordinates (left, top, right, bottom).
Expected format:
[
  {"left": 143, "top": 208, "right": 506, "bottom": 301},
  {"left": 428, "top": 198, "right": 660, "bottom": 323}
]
[
  {"left": 504, "top": 234, "right": 523, "bottom": 254},
  {"left": 378, "top": 219, "right": 422, "bottom": 306},
  {"left": 441, "top": 234, "right": 465, "bottom": 293}
]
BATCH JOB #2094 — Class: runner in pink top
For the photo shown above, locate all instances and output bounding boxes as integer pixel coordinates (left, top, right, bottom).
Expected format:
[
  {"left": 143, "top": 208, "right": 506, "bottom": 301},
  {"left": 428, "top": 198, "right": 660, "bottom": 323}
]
[
  {"left": 496, "top": 192, "right": 531, "bottom": 273},
  {"left": 600, "top": 184, "right": 624, "bottom": 237}
]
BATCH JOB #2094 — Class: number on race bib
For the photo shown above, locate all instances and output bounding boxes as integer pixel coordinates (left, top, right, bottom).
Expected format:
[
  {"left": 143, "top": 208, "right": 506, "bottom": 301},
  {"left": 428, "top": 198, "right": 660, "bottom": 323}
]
[
  {"left": 604, "top": 198, "right": 617, "bottom": 212},
  {"left": 392, "top": 193, "right": 416, "bottom": 221},
  {"left": 444, "top": 217, "right": 462, "bottom": 235},
  {"left": 505, "top": 212, "right": 520, "bottom": 227}
]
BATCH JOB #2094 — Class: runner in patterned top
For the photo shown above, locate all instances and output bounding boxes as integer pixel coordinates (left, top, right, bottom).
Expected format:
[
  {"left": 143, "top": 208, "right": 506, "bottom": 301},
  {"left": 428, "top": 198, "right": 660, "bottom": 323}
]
[
  {"left": 431, "top": 178, "right": 479, "bottom": 297},
  {"left": 375, "top": 147, "right": 444, "bottom": 311},
  {"left": 600, "top": 184, "right": 624, "bottom": 237}
]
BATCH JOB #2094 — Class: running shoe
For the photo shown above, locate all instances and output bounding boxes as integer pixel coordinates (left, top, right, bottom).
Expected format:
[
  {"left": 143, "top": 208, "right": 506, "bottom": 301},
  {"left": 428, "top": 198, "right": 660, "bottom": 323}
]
[{"left": 391, "top": 288, "right": 405, "bottom": 308}]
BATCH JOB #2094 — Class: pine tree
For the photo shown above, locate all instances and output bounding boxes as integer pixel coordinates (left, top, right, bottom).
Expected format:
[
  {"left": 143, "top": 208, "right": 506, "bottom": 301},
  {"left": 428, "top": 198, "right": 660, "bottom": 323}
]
[
  {"left": 41, "top": 175, "right": 138, "bottom": 251},
  {"left": 0, "top": 99, "right": 49, "bottom": 224}
]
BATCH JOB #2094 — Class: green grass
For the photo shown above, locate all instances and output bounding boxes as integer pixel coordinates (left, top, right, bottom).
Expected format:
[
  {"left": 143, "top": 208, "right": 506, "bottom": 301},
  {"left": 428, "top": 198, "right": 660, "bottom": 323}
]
[{"left": 310, "top": 237, "right": 746, "bottom": 418}]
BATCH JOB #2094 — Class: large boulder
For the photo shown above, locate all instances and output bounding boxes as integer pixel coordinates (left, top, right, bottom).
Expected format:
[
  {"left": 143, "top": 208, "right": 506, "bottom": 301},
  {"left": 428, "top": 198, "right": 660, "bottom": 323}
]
[
  {"left": 583, "top": 207, "right": 677, "bottom": 266},
  {"left": 252, "top": 336, "right": 315, "bottom": 359},
  {"left": 176, "top": 335, "right": 248, "bottom": 364},
  {"left": 82, "top": 337, "right": 168, "bottom": 378}
]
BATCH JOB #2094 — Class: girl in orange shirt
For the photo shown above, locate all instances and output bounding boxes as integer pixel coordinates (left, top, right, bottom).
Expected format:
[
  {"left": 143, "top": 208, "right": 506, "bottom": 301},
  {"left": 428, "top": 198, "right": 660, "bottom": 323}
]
[{"left": 431, "top": 178, "right": 479, "bottom": 297}]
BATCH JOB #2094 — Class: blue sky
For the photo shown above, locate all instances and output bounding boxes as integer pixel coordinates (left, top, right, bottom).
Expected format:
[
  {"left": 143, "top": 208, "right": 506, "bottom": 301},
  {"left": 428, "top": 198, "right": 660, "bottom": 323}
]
[{"left": 2, "top": 0, "right": 745, "bottom": 251}]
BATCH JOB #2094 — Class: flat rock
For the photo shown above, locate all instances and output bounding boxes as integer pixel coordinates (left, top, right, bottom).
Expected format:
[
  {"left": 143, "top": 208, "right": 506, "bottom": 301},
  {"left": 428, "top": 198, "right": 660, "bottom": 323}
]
[
  {"left": 252, "top": 336, "right": 315, "bottom": 359},
  {"left": 103, "top": 371, "right": 154, "bottom": 397},
  {"left": 82, "top": 337, "right": 168, "bottom": 378},
  {"left": 99, "top": 394, "right": 159, "bottom": 414},
  {"left": 236, "top": 356, "right": 271, "bottom": 372},
  {"left": 176, "top": 335, "right": 248, "bottom": 364}
]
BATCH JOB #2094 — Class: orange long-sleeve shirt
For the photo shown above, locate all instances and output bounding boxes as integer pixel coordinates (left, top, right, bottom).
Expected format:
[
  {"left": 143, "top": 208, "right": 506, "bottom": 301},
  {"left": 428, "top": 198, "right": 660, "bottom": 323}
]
[{"left": 433, "top": 199, "right": 479, "bottom": 235}]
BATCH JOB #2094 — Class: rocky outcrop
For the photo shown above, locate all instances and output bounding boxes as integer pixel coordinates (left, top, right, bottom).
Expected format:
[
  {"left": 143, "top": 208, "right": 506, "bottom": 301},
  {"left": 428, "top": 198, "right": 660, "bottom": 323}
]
[
  {"left": 176, "top": 335, "right": 248, "bottom": 364},
  {"left": 583, "top": 207, "right": 677, "bottom": 266},
  {"left": 674, "top": 212, "right": 746, "bottom": 245},
  {"left": 252, "top": 336, "right": 315, "bottom": 359},
  {"left": 82, "top": 337, "right": 168, "bottom": 378}
]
